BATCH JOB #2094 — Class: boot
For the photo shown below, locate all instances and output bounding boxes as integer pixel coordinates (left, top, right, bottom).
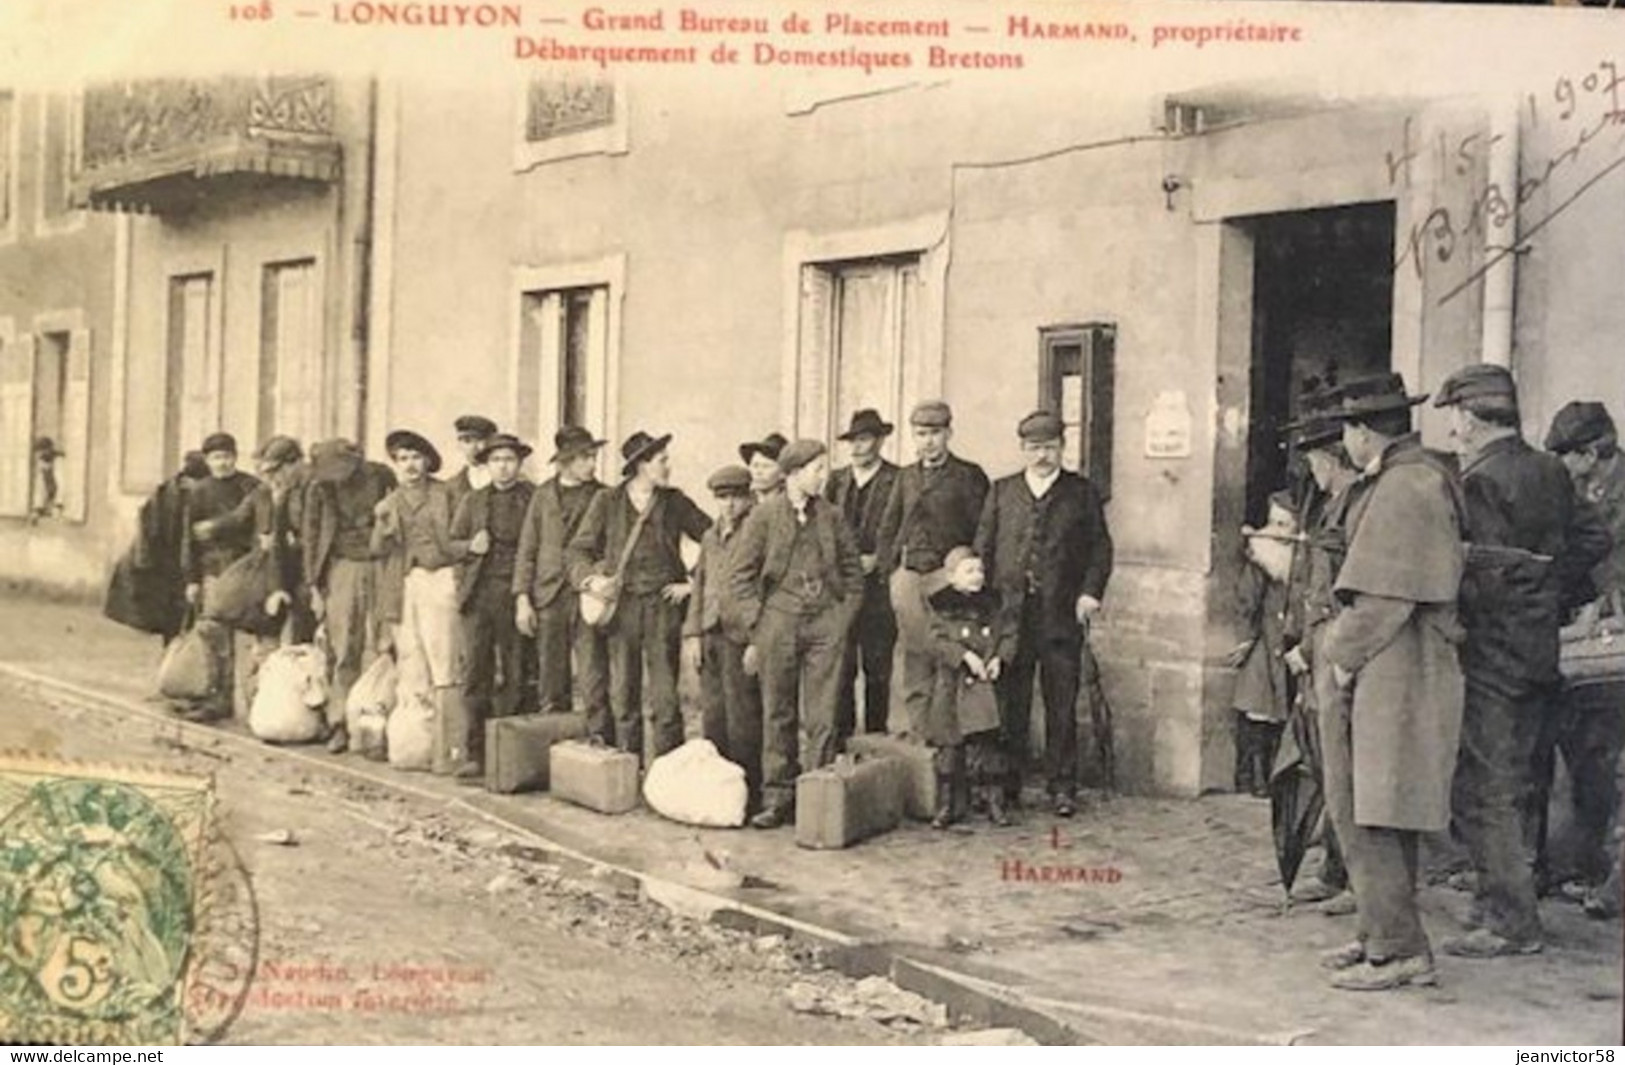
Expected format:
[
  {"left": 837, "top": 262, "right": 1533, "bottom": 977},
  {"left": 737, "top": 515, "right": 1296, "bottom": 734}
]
[
  {"left": 931, "top": 747, "right": 964, "bottom": 830},
  {"left": 985, "top": 785, "right": 1013, "bottom": 827},
  {"left": 1254, "top": 721, "right": 1284, "bottom": 798},
  {"left": 1234, "top": 716, "right": 1258, "bottom": 795}
]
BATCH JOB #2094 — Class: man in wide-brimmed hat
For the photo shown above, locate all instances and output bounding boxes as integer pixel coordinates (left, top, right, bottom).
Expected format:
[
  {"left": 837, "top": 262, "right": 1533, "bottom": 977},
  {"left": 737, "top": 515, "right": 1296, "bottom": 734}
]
[
  {"left": 446, "top": 433, "right": 538, "bottom": 779},
  {"left": 1314, "top": 372, "right": 1465, "bottom": 991},
  {"left": 302, "top": 438, "right": 397, "bottom": 751},
  {"left": 740, "top": 432, "right": 789, "bottom": 501},
  {"left": 826, "top": 408, "right": 901, "bottom": 740},
  {"left": 726, "top": 439, "right": 863, "bottom": 828},
  {"left": 567, "top": 430, "right": 711, "bottom": 762},
  {"left": 516, "top": 426, "right": 611, "bottom": 735},
  {"left": 448, "top": 414, "right": 499, "bottom": 515}
]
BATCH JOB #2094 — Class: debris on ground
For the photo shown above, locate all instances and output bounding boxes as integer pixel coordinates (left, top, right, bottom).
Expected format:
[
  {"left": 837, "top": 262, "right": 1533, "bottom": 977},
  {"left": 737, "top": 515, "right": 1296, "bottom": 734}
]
[
  {"left": 255, "top": 828, "right": 298, "bottom": 846},
  {"left": 939, "top": 1028, "right": 1041, "bottom": 1046},
  {"left": 784, "top": 974, "right": 950, "bottom": 1030}
]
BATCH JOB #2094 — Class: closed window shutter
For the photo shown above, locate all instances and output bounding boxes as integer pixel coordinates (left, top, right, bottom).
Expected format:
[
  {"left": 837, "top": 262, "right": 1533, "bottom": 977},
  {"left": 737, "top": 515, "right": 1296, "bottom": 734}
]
[
  {"left": 61, "top": 328, "right": 91, "bottom": 521},
  {"left": 0, "top": 335, "right": 35, "bottom": 516}
]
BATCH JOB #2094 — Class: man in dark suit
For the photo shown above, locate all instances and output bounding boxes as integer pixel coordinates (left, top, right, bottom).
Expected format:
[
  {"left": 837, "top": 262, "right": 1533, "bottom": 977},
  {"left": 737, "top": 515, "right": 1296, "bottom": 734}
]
[
  {"left": 873, "top": 401, "right": 990, "bottom": 738},
  {"left": 180, "top": 432, "right": 262, "bottom": 721},
  {"left": 826, "top": 409, "right": 901, "bottom": 740},
  {"left": 515, "top": 427, "right": 610, "bottom": 736},
  {"left": 450, "top": 433, "right": 537, "bottom": 780},
  {"left": 974, "top": 411, "right": 1113, "bottom": 818},
  {"left": 727, "top": 440, "right": 864, "bottom": 828}
]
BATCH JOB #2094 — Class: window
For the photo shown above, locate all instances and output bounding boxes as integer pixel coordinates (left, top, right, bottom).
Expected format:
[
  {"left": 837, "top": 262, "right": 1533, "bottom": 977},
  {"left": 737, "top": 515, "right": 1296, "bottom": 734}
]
[
  {"left": 517, "top": 284, "right": 609, "bottom": 445},
  {"left": 513, "top": 78, "right": 628, "bottom": 171},
  {"left": 0, "top": 91, "right": 16, "bottom": 240},
  {"left": 36, "top": 92, "right": 83, "bottom": 234},
  {"left": 167, "top": 273, "right": 220, "bottom": 473},
  {"left": 0, "top": 323, "right": 91, "bottom": 521},
  {"left": 796, "top": 255, "right": 922, "bottom": 460},
  {"left": 259, "top": 259, "right": 324, "bottom": 446},
  {"left": 1039, "top": 324, "right": 1115, "bottom": 499}
]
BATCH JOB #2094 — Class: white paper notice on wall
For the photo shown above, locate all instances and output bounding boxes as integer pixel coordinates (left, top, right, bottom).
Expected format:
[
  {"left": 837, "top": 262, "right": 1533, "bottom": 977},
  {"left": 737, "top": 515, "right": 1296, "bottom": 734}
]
[{"left": 1144, "top": 390, "right": 1193, "bottom": 459}]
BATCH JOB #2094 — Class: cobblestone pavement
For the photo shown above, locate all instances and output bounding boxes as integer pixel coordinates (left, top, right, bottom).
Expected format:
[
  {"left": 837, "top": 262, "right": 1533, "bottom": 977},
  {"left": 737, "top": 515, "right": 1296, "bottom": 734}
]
[{"left": 2, "top": 593, "right": 1620, "bottom": 1044}]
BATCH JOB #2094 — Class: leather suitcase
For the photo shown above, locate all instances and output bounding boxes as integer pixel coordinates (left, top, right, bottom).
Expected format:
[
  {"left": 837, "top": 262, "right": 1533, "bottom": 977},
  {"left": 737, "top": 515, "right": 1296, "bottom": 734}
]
[
  {"left": 485, "top": 713, "right": 588, "bottom": 793},
  {"left": 794, "top": 754, "right": 908, "bottom": 850},
  {"left": 845, "top": 734, "right": 936, "bottom": 820},
  {"left": 550, "top": 741, "right": 640, "bottom": 814}
]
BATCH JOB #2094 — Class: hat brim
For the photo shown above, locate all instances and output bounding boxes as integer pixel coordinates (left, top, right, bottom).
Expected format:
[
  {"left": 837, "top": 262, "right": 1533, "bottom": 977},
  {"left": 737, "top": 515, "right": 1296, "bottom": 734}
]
[
  {"left": 385, "top": 432, "right": 443, "bottom": 474},
  {"left": 476, "top": 442, "right": 534, "bottom": 464},
  {"left": 622, "top": 433, "right": 673, "bottom": 477},
  {"left": 740, "top": 442, "right": 784, "bottom": 463},
  {"left": 837, "top": 422, "right": 894, "bottom": 442},
  {"left": 550, "top": 439, "right": 606, "bottom": 464},
  {"left": 1320, "top": 394, "right": 1430, "bottom": 422}
]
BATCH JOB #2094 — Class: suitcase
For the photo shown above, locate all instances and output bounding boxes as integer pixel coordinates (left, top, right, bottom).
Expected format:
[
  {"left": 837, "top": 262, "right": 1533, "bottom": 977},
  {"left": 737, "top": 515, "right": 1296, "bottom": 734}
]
[
  {"left": 794, "top": 754, "right": 909, "bottom": 850},
  {"left": 486, "top": 713, "right": 588, "bottom": 793},
  {"left": 845, "top": 733, "right": 937, "bottom": 820},
  {"left": 550, "top": 741, "right": 640, "bottom": 814}
]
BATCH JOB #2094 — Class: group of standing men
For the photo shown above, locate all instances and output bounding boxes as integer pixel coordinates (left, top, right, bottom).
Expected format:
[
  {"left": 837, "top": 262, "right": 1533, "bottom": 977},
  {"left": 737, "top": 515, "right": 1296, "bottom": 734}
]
[
  {"left": 1277, "top": 366, "right": 1623, "bottom": 993},
  {"left": 138, "top": 399, "right": 1115, "bottom": 834}
]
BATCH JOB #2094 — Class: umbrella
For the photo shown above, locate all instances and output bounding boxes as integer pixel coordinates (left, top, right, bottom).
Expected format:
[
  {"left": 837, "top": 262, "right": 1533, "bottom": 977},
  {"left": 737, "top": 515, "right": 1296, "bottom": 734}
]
[
  {"left": 1079, "top": 639, "right": 1116, "bottom": 792},
  {"left": 1269, "top": 690, "right": 1325, "bottom": 895}
]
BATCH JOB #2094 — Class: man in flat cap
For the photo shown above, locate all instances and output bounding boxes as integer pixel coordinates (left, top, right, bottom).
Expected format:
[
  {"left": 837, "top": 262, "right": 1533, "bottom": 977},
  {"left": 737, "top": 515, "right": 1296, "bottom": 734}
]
[
  {"left": 1316, "top": 373, "right": 1464, "bottom": 991},
  {"left": 568, "top": 431, "right": 711, "bottom": 763},
  {"left": 1432, "top": 365, "right": 1608, "bottom": 959},
  {"left": 516, "top": 427, "right": 610, "bottom": 737},
  {"left": 741, "top": 432, "right": 789, "bottom": 502},
  {"left": 826, "top": 408, "right": 901, "bottom": 741},
  {"left": 229, "top": 436, "right": 316, "bottom": 709},
  {"left": 449, "top": 433, "right": 537, "bottom": 779},
  {"left": 727, "top": 439, "right": 863, "bottom": 828},
  {"left": 685, "top": 464, "right": 765, "bottom": 812},
  {"left": 974, "top": 411, "right": 1112, "bottom": 818},
  {"left": 303, "top": 439, "right": 397, "bottom": 751},
  {"left": 448, "top": 415, "right": 499, "bottom": 516},
  {"left": 874, "top": 401, "right": 990, "bottom": 739},
  {"left": 179, "top": 432, "right": 261, "bottom": 721}
]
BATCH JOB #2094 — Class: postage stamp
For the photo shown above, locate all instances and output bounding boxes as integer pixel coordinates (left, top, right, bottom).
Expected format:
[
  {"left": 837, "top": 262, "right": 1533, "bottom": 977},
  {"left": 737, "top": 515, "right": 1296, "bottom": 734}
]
[{"left": 0, "top": 752, "right": 246, "bottom": 1045}]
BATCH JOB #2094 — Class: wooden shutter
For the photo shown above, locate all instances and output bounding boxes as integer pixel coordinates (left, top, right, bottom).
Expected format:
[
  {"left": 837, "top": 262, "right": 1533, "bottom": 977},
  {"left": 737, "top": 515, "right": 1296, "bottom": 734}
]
[
  {"left": 178, "top": 275, "right": 219, "bottom": 458},
  {"left": 0, "top": 335, "right": 35, "bottom": 516},
  {"left": 61, "top": 328, "right": 91, "bottom": 521}
]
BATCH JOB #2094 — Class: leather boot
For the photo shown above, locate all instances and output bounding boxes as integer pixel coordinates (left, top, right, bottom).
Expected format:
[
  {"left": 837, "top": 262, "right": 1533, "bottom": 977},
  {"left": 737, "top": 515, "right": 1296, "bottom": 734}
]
[{"left": 985, "top": 785, "right": 1012, "bottom": 827}]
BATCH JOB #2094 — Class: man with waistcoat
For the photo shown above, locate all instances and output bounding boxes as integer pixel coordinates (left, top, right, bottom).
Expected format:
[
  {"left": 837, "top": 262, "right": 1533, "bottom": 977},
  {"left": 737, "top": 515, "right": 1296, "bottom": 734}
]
[
  {"left": 873, "top": 401, "right": 990, "bottom": 738},
  {"left": 568, "top": 431, "right": 711, "bottom": 763},
  {"left": 515, "top": 427, "right": 610, "bottom": 736},
  {"left": 727, "top": 440, "right": 864, "bottom": 829},
  {"left": 973, "top": 411, "right": 1112, "bottom": 818},
  {"left": 826, "top": 408, "right": 901, "bottom": 740}
]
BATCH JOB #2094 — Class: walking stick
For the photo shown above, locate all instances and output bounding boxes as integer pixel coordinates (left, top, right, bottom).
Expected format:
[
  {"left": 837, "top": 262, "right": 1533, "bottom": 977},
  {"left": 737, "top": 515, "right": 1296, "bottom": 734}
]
[{"left": 1081, "top": 636, "right": 1116, "bottom": 793}]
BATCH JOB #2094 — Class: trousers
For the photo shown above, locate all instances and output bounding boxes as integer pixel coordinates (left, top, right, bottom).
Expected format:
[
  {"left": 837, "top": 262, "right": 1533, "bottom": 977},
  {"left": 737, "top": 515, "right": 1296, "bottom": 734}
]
[
  {"left": 607, "top": 591, "right": 684, "bottom": 764},
  {"left": 323, "top": 557, "right": 384, "bottom": 728},
  {"left": 837, "top": 576, "right": 896, "bottom": 741},
  {"left": 889, "top": 569, "right": 935, "bottom": 738},
  {"left": 459, "top": 580, "right": 532, "bottom": 765},
  {"left": 700, "top": 630, "right": 764, "bottom": 809},
  {"left": 1531, "top": 680, "right": 1625, "bottom": 886},
  {"left": 998, "top": 597, "right": 1083, "bottom": 799},
  {"left": 537, "top": 589, "right": 609, "bottom": 738},
  {"left": 758, "top": 604, "right": 850, "bottom": 810}
]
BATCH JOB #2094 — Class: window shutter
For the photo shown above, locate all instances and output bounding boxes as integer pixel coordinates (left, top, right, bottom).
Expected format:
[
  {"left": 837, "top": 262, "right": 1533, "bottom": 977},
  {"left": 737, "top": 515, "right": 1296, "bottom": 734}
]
[
  {"left": 61, "top": 328, "right": 91, "bottom": 522},
  {"left": 1086, "top": 325, "right": 1115, "bottom": 502},
  {"left": 0, "top": 335, "right": 36, "bottom": 516},
  {"left": 535, "top": 292, "right": 563, "bottom": 437},
  {"left": 796, "top": 266, "right": 834, "bottom": 440}
]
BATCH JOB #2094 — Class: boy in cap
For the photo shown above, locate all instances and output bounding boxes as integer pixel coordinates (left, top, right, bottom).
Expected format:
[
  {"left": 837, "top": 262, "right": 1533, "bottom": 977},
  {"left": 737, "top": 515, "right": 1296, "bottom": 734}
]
[
  {"left": 303, "top": 438, "right": 397, "bottom": 751},
  {"left": 448, "top": 415, "right": 499, "bottom": 515},
  {"left": 974, "top": 411, "right": 1112, "bottom": 818},
  {"left": 727, "top": 439, "right": 863, "bottom": 828},
  {"left": 568, "top": 431, "right": 711, "bottom": 763},
  {"left": 740, "top": 432, "right": 788, "bottom": 501},
  {"left": 684, "top": 464, "right": 765, "bottom": 811},
  {"left": 826, "top": 408, "right": 901, "bottom": 740},
  {"left": 450, "top": 433, "right": 537, "bottom": 778},
  {"left": 874, "top": 400, "right": 990, "bottom": 738},
  {"left": 516, "top": 427, "right": 610, "bottom": 735},
  {"left": 179, "top": 432, "right": 261, "bottom": 721}
]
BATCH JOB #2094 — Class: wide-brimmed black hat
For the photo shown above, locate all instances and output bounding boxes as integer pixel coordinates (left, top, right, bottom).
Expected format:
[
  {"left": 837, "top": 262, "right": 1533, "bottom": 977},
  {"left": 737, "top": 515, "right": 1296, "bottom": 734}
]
[
  {"left": 475, "top": 432, "right": 533, "bottom": 464},
  {"left": 1546, "top": 401, "right": 1616, "bottom": 454},
  {"left": 1281, "top": 387, "right": 1344, "bottom": 451},
  {"left": 1320, "top": 373, "right": 1429, "bottom": 422},
  {"left": 385, "top": 429, "right": 443, "bottom": 474},
  {"left": 621, "top": 430, "right": 672, "bottom": 477},
  {"left": 739, "top": 432, "right": 788, "bottom": 465},
  {"left": 837, "top": 409, "right": 894, "bottom": 442},
  {"left": 551, "top": 426, "right": 607, "bottom": 464}
]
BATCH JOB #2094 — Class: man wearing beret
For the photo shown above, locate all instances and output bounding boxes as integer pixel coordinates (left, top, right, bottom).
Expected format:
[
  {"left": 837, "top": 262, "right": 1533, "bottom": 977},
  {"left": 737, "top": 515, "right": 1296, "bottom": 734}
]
[
  {"left": 727, "top": 440, "right": 864, "bottom": 828},
  {"left": 303, "top": 438, "right": 398, "bottom": 751},
  {"left": 874, "top": 401, "right": 991, "bottom": 739},
  {"left": 179, "top": 432, "right": 261, "bottom": 721},
  {"left": 450, "top": 433, "right": 537, "bottom": 779},
  {"left": 1432, "top": 366, "right": 1609, "bottom": 959},
  {"left": 973, "top": 411, "right": 1112, "bottom": 819},
  {"left": 827, "top": 409, "right": 902, "bottom": 741},
  {"left": 447, "top": 415, "right": 499, "bottom": 516},
  {"left": 516, "top": 427, "right": 610, "bottom": 737},
  {"left": 568, "top": 431, "right": 711, "bottom": 763},
  {"left": 685, "top": 464, "right": 765, "bottom": 811}
]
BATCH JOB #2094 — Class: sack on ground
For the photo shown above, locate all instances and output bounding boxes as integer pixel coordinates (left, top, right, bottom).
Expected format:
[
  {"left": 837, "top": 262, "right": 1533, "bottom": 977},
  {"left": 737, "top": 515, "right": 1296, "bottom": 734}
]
[
  {"left": 203, "top": 550, "right": 283, "bottom": 635},
  {"left": 387, "top": 689, "right": 436, "bottom": 771},
  {"left": 346, "top": 654, "right": 398, "bottom": 747},
  {"left": 249, "top": 644, "right": 329, "bottom": 744},
  {"left": 158, "top": 623, "right": 217, "bottom": 701},
  {"left": 642, "top": 739, "right": 748, "bottom": 827}
]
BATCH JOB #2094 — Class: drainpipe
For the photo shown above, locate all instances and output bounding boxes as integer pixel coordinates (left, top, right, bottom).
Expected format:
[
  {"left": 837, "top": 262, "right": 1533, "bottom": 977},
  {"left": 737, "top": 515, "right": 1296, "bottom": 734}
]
[
  {"left": 1481, "top": 98, "right": 1519, "bottom": 369},
  {"left": 352, "top": 76, "right": 378, "bottom": 444}
]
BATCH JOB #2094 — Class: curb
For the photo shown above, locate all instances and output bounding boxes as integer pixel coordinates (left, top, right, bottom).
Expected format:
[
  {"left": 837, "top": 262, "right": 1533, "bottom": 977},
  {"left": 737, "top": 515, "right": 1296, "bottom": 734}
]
[{"left": 1, "top": 661, "right": 1290, "bottom": 1046}]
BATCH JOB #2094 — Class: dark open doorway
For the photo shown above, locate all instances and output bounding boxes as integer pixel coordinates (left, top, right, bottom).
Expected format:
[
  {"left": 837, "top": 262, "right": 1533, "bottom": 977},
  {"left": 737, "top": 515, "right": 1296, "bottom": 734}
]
[{"left": 1245, "top": 201, "right": 1396, "bottom": 524}]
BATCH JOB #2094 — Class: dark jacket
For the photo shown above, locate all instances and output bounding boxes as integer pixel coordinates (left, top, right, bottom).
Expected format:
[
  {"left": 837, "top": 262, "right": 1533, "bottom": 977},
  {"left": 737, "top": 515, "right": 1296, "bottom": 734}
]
[
  {"left": 450, "top": 479, "right": 536, "bottom": 612},
  {"left": 514, "top": 476, "right": 606, "bottom": 609},
  {"left": 873, "top": 454, "right": 990, "bottom": 575},
  {"left": 922, "top": 584, "right": 1012, "bottom": 746},
  {"left": 973, "top": 470, "right": 1113, "bottom": 644},
  {"left": 181, "top": 471, "right": 261, "bottom": 582},
  {"left": 684, "top": 511, "right": 751, "bottom": 640},
  {"left": 104, "top": 473, "right": 196, "bottom": 637},
  {"left": 825, "top": 460, "right": 900, "bottom": 556},
  {"left": 302, "top": 461, "right": 397, "bottom": 590},
  {"left": 724, "top": 493, "right": 863, "bottom": 644},
  {"left": 566, "top": 483, "right": 711, "bottom": 594}
]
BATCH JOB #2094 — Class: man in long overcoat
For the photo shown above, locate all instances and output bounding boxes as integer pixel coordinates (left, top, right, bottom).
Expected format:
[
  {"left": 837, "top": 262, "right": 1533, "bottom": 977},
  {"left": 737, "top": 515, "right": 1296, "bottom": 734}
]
[{"left": 1319, "top": 373, "right": 1465, "bottom": 992}]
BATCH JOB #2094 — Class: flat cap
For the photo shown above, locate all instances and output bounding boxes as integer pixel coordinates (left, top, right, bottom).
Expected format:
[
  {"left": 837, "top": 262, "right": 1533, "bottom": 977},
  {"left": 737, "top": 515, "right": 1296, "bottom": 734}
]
[
  {"left": 1546, "top": 401, "right": 1617, "bottom": 453},
  {"left": 200, "top": 432, "right": 238, "bottom": 456},
  {"left": 255, "top": 435, "right": 303, "bottom": 470},
  {"left": 777, "top": 438, "right": 827, "bottom": 474},
  {"left": 909, "top": 400, "right": 953, "bottom": 428},
  {"left": 309, "top": 438, "right": 363, "bottom": 483},
  {"left": 1434, "top": 364, "right": 1518, "bottom": 408},
  {"left": 454, "top": 415, "right": 498, "bottom": 437},
  {"left": 1017, "top": 410, "right": 1064, "bottom": 442},
  {"left": 706, "top": 464, "right": 753, "bottom": 496}
]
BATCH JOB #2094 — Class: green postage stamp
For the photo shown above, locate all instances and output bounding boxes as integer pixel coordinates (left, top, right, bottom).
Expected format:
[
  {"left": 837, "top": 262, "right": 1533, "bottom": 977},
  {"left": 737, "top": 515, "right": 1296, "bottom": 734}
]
[{"left": 0, "top": 752, "right": 218, "bottom": 1045}]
